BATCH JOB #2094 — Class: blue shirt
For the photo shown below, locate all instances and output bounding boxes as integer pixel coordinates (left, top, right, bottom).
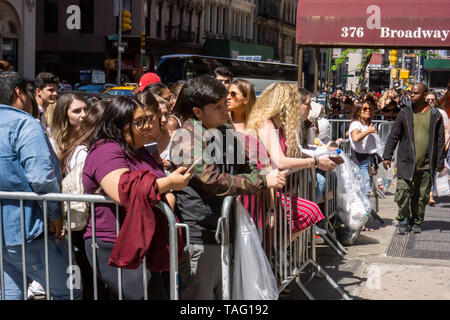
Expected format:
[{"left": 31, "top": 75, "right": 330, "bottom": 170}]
[{"left": 0, "top": 104, "right": 62, "bottom": 246}]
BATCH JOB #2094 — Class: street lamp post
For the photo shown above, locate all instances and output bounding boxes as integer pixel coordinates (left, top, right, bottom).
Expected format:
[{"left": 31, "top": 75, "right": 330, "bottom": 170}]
[{"left": 117, "top": 0, "right": 122, "bottom": 85}]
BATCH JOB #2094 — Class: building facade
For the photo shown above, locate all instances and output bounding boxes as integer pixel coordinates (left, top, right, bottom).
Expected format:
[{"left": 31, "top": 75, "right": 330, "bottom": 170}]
[
  {"left": 0, "top": 0, "right": 36, "bottom": 78},
  {"left": 35, "top": 0, "right": 147, "bottom": 84},
  {"left": 254, "top": 0, "right": 297, "bottom": 63}
]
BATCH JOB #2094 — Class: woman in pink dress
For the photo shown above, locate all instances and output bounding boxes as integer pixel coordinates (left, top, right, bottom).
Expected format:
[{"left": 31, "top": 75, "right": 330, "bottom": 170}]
[{"left": 245, "top": 82, "right": 340, "bottom": 235}]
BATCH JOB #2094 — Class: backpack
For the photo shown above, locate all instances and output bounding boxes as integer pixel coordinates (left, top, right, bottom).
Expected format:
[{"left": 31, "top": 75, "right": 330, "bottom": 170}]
[{"left": 62, "top": 160, "right": 90, "bottom": 231}]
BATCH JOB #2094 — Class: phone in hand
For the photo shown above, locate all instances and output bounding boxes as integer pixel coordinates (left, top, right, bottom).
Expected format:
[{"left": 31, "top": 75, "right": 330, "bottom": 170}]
[
  {"left": 144, "top": 143, "right": 158, "bottom": 155},
  {"left": 186, "top": 158, "right": 202, "bottom": 174}
]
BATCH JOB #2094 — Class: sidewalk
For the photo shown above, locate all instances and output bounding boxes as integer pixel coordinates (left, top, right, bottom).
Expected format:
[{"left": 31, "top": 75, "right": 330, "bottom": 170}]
[{"left": 286, "top": 180, "right": 450, "bottom": 300}]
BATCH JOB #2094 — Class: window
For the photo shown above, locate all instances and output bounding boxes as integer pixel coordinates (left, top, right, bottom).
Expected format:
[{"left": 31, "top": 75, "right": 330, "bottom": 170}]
[
  {"left": 145, "top": 0, "right": 151, "bottom": 35},
  {"left": 80, "top": 0, "right": 94, "bottom": 33},
  {"left": 156, "top": 2, "right": 162, "bottom": 38},
  {"left": 216, "top": 6, "right": 220, "bottom": 34},
  {"left": 197, "top": 11, "right": 202, "bottom": 43},
  {"left": 210, "top": 5, "right": 214, "bottom": 33},
  {"left": 167, "top": 5, "right": 173, "bottom": 38},
  {"left": 44, "top": 0, "right": 58, "bottom": 33},
  {"left": 223, "top": 8, "right": 226, "bottom": 35}
]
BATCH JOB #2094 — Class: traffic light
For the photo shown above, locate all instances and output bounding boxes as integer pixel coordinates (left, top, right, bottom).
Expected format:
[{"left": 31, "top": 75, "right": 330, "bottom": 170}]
[
  {"left": 391, "top": 68, "right": 399, "bottom": 79},
  {"left": 400, "top": 69, "right": 410, "bottom": 80},
  {"left": 121, "top": 9, "right": 132, "bottom": 32},
  {"left": 141, "top": 32, "right": 146, "bottom": 50},
  {"left": 389, "top": 50, "right": 397, "bottom": 66}
]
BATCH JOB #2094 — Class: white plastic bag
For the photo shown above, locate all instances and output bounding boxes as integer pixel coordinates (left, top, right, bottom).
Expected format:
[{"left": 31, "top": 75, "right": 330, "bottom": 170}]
[
  {"left": 232, "top": 201, "right": 278, "bottom": 300},
  {"left": 435, "top": 162, "right": 450, "bottom": 197},
  {"left": 374, "top": 133, "right": 384, "bottom": 157},
  {"left": 335, "top": 153, "right": 371, "bottom": 230}
]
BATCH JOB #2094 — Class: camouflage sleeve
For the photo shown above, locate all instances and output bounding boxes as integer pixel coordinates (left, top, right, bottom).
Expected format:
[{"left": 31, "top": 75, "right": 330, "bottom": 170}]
[
  {"left": 170, "top": 125, "right": 267, "bottom": 197},
  {"left": 194, "top": 162, "right": 267, "bottom": 197}
]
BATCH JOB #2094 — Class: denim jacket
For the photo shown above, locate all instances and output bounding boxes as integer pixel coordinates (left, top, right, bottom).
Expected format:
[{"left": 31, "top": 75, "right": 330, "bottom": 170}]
[{"left": 0, "top": 104, "right": 62, "bottom": 246}]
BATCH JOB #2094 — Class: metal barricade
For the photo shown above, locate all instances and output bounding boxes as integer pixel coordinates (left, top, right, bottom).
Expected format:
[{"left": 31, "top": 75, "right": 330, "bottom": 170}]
[
  {"left": 320, "top": 171, "right": 348, "bottom": 259},
  {"left": 216, "top": 169, "right": 352, "bottom": 300},
  {"left": 328, "top": 119, "right": 393, "bottom": 139},
  {"left": 0, "top": 191, "right": 185, "bottom": 300}
]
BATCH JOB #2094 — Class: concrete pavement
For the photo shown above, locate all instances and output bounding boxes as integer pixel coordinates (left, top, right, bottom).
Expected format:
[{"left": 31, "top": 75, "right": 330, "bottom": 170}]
[{"left": 285, "top": 180, "right": 450, "bottom": 300}]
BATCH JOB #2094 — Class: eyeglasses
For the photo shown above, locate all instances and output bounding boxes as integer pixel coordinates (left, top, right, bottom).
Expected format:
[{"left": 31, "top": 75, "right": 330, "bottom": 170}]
[{"left": 132, "top": 114, "right": 155, "bottom": 131}]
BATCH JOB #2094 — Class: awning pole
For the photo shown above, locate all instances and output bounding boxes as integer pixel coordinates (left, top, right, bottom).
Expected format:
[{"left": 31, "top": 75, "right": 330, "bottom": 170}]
[
  {"left": 314, "top": 47, "right": 320, "bottom": 99},
  {"left": 297, "top": 46, "right": 304, "bottom": 88}
]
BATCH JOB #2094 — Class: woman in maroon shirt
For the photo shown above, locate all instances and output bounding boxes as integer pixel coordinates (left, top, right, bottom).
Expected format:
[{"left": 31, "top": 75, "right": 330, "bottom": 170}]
[{"left": 82, "top": 95, "right": 191, "bottom": 299}]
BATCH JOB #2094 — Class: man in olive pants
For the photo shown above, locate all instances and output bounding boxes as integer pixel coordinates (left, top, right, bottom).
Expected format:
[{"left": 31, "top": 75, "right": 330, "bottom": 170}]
[{"left": 383, "top": 83, "right": 445, "bottom": 234}]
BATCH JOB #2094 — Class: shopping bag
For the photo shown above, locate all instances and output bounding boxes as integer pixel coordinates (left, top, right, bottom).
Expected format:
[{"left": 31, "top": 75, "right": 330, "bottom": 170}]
[
  {"left": 232, "top": 201, "right": 278, "bottom": 300},
  {"left": 335, "top": 153, "right": 371, "bottom": 231},
  {"left": 435, "top": 163, "right": 450, "bottom": 197}
]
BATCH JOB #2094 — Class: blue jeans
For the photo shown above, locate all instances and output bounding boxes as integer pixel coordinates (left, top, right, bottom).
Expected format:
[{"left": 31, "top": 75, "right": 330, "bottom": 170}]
[
  {"left": 315, "top": 172, "right": 326, "bottom": 202},
  {"left": 0, "top": 236, "right": 82, "bottom": 300},
  {"left": 359, "top": 160, "right": 371, "bottom": 195}
]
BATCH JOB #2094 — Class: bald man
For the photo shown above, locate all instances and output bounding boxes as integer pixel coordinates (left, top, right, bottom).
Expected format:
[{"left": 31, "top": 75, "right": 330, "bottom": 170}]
[{"left": 383, "top": 83, "right": 445, "bottom": 235}]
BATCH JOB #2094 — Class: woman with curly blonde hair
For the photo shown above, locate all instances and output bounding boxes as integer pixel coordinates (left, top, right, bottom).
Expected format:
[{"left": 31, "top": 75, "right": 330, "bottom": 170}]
[{"left": 246, "top": 82, "right": 339, "bottom": 232}]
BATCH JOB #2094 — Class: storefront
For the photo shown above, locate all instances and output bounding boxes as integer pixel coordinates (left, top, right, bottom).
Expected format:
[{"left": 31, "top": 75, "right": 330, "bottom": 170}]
[
  {"left": 0, "top": 0, "right": 36, "bottom": 77},
  {"left": 0, "top": 1, "right": 20, "bottom": 70}
]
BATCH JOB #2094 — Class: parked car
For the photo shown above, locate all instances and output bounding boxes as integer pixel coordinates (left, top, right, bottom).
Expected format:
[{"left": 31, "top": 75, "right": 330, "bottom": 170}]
[
  {"left": 57, "top": 90, "right": 110, "bottom": 100},
  {"left": 74, "top": 83, "right": 105, "bottom": 93},
  {"left": 103, "top": 85, "right": 137, "bottom": 96}
]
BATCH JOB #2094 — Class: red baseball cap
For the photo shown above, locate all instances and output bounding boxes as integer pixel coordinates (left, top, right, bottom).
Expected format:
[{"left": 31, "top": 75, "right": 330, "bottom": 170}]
[{"left": 137, "top": 72, "right": 161, "bottom": 92}]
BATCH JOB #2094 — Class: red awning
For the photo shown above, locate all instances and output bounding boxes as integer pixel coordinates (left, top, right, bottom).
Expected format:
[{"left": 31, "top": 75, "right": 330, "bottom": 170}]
[{"left": 296, "top": 0, "right": 450, "bottom": 48}]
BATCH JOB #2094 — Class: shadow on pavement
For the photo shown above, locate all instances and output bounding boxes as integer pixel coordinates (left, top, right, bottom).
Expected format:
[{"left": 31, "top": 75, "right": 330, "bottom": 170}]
[
  {"left": 279, "top": 256, "right": 368, "bottom": 300},
  {"left": 421, "top": 220, "right": 450, "bottom": 232}
]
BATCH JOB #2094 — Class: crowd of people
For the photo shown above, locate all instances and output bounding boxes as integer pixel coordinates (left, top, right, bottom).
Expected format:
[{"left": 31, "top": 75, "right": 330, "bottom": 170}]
[
  {"left": 0, "top": 57, "right": 449, "bottom": 300},
  {"left": 327, "top": 84, "right": 450, "bottom": 123}
]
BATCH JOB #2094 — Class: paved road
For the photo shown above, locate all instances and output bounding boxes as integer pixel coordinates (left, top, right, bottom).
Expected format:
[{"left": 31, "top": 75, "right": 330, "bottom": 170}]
[{"left": 283, "top": 180, "right": 450, "bottom": 300}]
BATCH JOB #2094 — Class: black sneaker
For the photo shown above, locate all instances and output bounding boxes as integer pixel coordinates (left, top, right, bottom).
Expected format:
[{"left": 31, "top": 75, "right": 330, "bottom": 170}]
[
  {"left": 397, "top": 221, "right": 410, "bottom": 235},
  {"left": 411, "top": 224, "right": 422, "bottom": 233}
]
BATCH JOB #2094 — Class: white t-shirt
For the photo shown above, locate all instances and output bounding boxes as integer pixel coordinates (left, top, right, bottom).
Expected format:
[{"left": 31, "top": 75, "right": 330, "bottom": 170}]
[
  {"left": 437, "top": 108, "right": 449, "bottom": 127},
  {"left": 349, "top": 121, "right": 377, "bottom": 154}
]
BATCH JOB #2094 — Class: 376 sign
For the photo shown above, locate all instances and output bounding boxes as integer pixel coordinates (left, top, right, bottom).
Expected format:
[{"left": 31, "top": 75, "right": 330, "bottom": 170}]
[{"left": 341, "top": 27, "right": 365, "bottom": 38}]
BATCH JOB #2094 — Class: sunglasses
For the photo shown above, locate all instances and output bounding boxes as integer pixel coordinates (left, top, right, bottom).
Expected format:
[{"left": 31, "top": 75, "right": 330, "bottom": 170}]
[
  {"left": 426, "top": 98, "right": 436, "bottom": 102},
  {"left": 362, "top": 107, "right": 372, "bottom": 112}
]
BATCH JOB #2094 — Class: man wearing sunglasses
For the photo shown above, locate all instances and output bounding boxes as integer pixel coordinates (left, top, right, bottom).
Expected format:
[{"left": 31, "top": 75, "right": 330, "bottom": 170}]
[{"left": 383, "top": 83, "right": 445, "bottom": 235}]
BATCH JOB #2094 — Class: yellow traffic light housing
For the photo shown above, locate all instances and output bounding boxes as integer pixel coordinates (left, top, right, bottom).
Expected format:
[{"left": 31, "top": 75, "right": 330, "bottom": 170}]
[
  {"left": 121, "top": 10, "right": 132, "bottom": 32},
  {"left": 141, "top": 32, "right": 146, "bottom": 49},
  {"left": 389, "top": 50, "right": 397, "bottom": 66},
  {"left": 391, "top": 68, "right": 399, "bottom": 79},
  {"left": 400, "top": 69, "right": 410, "bottom": 80}
]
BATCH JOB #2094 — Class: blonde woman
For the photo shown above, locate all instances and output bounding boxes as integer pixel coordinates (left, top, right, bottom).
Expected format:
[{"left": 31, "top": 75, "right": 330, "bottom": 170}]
[
  {"left": 227, "top": 79, "right": 272, "bottom": 227},
  {"left": 246, "top": 82, "right": 339, "bottom": 232}
]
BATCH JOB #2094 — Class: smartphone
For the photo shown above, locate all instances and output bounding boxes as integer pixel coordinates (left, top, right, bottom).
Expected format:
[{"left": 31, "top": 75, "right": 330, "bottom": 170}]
[
  {"left": 329, "top": 155, "right": 345, "bottom": 165},
  {"left": 186, "top": 158, "right": 202, "bottom": 173},
  {"left": 144, "top": 142, "right": 158, "bottom": 155}
]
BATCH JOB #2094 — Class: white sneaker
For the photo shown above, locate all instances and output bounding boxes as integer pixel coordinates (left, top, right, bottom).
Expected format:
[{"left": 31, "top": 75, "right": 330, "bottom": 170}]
[{"left": 27, "top": 281, "right": 46, "bottom": 300}]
